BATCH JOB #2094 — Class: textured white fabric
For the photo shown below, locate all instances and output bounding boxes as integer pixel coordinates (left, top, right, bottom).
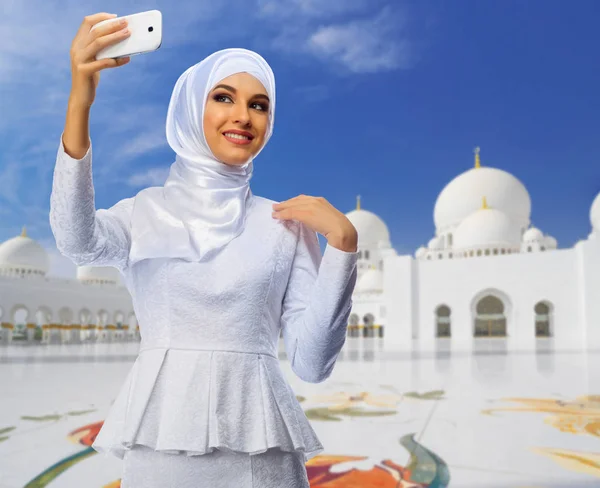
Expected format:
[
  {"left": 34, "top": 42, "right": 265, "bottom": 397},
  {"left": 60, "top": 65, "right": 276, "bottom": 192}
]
[
  {"left": 128, "top": 48, "right": 276, "bottom": 266},
  {"left": 49, "top": 134, "right": 358, "bottom": 464},
  {"left": 121, "top": 445, "right": 310, "bottom": 488}
]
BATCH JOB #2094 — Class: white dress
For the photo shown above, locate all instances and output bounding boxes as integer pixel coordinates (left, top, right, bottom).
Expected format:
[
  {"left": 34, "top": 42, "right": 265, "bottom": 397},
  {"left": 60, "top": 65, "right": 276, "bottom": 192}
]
[{"left": 49, "top": 134, "right": 359, "bottom": 486}]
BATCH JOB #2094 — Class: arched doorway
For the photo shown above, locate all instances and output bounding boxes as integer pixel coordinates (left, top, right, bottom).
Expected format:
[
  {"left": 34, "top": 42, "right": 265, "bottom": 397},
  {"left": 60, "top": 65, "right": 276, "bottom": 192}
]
[
  {"left": 435, "top": 305, "right": 451, "bottom": 337},
  {"left": 474, "top": 295, "right": 507, "bottom": 337},
  {"left": 348, "top": 313, "right": 360, "bottom": 338},
  {"left": 363, "top": 313, "right": 376, "bottom": 338},
  {"left": 534, "top": 301, "right": 553, "bottom": 337}
]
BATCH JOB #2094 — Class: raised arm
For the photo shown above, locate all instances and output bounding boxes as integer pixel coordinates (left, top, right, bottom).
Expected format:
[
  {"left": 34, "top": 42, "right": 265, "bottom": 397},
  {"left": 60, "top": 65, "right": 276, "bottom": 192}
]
[
  {"left": 280, "top": 222, "right": 359, "bottom": 383},
  {"left": 49, "top": 132, "right": 134, "bottom": 272}
]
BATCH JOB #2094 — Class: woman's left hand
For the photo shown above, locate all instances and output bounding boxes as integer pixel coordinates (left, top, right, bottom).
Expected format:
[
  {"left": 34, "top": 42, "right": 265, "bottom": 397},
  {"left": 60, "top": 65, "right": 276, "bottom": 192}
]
[{"left": 272, "top": 195, "right": 358, "bottom": 252}]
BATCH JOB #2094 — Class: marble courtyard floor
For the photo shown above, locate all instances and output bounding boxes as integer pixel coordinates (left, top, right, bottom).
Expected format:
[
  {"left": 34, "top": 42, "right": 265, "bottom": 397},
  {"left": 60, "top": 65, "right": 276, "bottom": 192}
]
[{"left": 1, "top": 338, "right": 599, "bottom": 487}]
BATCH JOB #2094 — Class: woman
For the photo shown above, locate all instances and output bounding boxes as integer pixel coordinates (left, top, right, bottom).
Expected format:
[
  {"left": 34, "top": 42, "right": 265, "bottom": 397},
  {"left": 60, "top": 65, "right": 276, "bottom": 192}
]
[{"left": 50, "top": 12, "right": 359, "bottom": 488}]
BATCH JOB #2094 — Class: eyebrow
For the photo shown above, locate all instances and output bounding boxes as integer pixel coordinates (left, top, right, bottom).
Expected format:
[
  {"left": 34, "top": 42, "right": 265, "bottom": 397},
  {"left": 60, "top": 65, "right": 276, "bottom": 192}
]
[{"left": 212, "top": 83, "right": 270, "bottom": 103}]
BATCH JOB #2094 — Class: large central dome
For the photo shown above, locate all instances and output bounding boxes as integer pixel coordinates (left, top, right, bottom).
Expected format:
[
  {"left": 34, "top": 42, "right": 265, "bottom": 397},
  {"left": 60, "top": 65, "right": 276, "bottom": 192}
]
[{"left": 434, "top": 161, "right": 531, "bottom": 234}]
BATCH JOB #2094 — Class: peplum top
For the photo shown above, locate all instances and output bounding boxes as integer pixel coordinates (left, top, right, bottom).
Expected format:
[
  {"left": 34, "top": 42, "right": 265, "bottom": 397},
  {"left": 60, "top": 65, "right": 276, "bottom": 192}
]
[{"left": 49, "top": 134, "right": 359, "bottom": 463}]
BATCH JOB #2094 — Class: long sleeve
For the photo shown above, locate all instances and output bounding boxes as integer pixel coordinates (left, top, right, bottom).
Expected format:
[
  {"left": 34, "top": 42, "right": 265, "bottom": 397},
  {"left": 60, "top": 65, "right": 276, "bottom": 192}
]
[
  {"left": 280, "top": 222, "right": 359, "bottom": 383},
  {"left": 49, "top": 132, "right": 134, "bottom": 272}
]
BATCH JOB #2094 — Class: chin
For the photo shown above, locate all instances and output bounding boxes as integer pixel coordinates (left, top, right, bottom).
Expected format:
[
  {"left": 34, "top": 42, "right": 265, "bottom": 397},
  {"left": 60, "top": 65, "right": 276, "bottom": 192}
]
[
  {"left": 217, "top": 146, "right": 259, "bottom": 166},
  {"left": 220, "top": 154, "right": 251, "bottom": 166}
]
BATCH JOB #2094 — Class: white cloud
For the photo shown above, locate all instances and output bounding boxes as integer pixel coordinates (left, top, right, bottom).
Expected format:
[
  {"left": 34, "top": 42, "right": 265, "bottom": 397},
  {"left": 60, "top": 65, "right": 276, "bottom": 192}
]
[
  {"left": 258, "top": 0, "right": 369, "bottom": 19},
  {"left": 119, "top": 128, "right": 168, "bottom": 158},
  {"left": 307, "top": 8, "right": 411, "bottom": 73},
  {"left": 269, "top": 5, "right": 412, "bottom": 74},
  {"left": 126, "top": 166, "right": 171, "bottom": 188}
]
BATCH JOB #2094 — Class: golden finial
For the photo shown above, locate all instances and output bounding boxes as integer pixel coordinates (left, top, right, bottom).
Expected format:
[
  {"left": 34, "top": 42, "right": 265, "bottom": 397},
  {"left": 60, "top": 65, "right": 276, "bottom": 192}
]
[
  {"left": 481, "top": 196, "right": 488, "bottom": 209},
  {"left": 21, "top": 225, "right": 27, "bottom": 237},
  {"left": 474, "top": 147, "right": 481, "bottom": 169},
  {"left": 356, "top": 194, "right": 361, "bottom": 211}
]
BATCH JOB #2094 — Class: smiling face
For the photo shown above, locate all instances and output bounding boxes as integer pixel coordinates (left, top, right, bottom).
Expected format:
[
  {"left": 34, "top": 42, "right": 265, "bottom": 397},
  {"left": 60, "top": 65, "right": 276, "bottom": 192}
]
[{"left": 203, "top": 72, "right": 271, "bottom": 166}]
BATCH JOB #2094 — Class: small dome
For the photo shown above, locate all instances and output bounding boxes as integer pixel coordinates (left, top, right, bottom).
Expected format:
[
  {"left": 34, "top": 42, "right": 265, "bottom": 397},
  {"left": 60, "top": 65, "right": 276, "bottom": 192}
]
[
  {"left": 434, "top": 164, "right": 531, "bottom": 234},
  {"left": 0, "top": 229, "right": 49, "bottom": 274},
  {"left": 454, "top": 205, "right": 521, "bottom": 250},
  {"left": 428, "top": 236, "right": 443, "bottom": 250},
  {"left": 77, "top": 266, "right": 120, "bottom": 284},
  {"left": 544, "top": 235, "right": 557, "bottom": 249},
  {"left": 591, "top": 193, "right": 600, "bottom": 231},
  {"left": 415, "top": 246, "right": 427, "bottom": 259},
  {"left": 523, "top": 227, "right": 544, "bottom": 242},
  {"left": 346, "top": 204, "right": 390, "bottom": 247},
  {"left": 356, "top": 267, "right": 383, "bottom": 292}
]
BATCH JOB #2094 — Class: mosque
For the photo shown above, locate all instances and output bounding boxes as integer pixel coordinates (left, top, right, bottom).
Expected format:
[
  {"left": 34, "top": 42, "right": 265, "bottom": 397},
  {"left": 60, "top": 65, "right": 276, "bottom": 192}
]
[{"left": 1, "top": 149, "right": 599, "bottom": 351}]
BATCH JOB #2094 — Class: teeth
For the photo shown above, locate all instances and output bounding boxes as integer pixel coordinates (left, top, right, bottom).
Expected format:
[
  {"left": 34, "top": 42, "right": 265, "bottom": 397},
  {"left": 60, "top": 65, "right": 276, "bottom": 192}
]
[{"left": 224, "top": 132, "right": 250, "bottom": 140}]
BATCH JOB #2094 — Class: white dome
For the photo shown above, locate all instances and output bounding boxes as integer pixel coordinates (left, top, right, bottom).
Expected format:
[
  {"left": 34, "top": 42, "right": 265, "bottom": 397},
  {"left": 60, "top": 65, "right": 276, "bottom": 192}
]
[
  {"left": 434, "top": 166, "right": 531, "bottom": 233},
  {"left": 356, "top": 267, "right": 383, "bottom": 292},
  {"left": 454, "top": 207, "right": 522, "bottom": 250},
  {"left": 591, "top": 193, "right": 600, "bottom": 231},
  {"left": 415, "top": 246, "right": 427, "bottom": 259},
  {"left": 544, "top": 235, "right": 557, "bottom": 249},
  {"left": 0, "top": 232, "right": 49, "bottom": 273},
  {"left": 523, "top": 227, "right": 544, "bottom": 242},
  {"left": 345, "top": 208, "right": 390, "bottom": 247},
  {"left": 428, "top": 236, "right": 443, "bottom": 250},
  {"left": 77, "top": 265, "right": 120, "bottom": 284}
]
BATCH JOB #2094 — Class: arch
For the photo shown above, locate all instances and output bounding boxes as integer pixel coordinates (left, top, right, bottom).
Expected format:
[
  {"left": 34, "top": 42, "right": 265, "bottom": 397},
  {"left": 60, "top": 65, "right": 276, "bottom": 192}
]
[
  {"left": 348, "top": 313, "right": 360, "bottom": 338},
  {"left": 363, "top": 312, "right": 377, "bottom": 338},
  {"left": 435, "top": 304, "right": 451, "bottom": 337},
  {"left": 471, "top": 289, "right": 511, "bottom": 337},
  {"left": 534, "top": 300, "right": 553, "bottom": 337}
]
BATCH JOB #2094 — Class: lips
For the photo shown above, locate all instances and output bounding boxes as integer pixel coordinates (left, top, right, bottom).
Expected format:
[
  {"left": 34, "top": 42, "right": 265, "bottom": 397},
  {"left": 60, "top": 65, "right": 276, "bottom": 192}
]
[
  {"left": 222, "top": 129, "right": 254, "bottom": 140},
  {"left": 222, "top": 130, "right": 254, "bottom": 146}
]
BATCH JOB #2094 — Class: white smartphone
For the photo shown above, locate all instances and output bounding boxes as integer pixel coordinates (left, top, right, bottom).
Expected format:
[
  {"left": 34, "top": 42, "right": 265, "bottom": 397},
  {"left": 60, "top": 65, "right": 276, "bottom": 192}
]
[{"left": 90, "top": 10, "right": 162, "bottom": 60}]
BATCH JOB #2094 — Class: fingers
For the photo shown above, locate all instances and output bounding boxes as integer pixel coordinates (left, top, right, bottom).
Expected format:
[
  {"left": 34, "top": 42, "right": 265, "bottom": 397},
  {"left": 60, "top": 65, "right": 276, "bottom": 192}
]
[
  {"left": 81, "top": 24, "right": 130, "bottom": 62},
  {"left": 71, "top": 13, "right": 131, "bottom": 77},
  {"left": 81, "top": 56, "right": 131, "bottom": 76},
  {"left": 83, "top": 12, "right": 118, "bottom": 27}
]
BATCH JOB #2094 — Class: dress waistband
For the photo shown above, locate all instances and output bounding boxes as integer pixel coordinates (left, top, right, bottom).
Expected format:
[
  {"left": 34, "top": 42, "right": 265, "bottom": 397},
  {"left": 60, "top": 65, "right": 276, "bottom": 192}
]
[{"left": 138, "top": 345, "right": 278, "bottom": 360}]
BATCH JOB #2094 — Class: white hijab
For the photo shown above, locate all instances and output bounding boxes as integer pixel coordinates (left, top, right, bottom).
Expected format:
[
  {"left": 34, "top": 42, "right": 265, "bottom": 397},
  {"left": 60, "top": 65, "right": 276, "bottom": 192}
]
[{"left": 128, "top": 48, "right": 276, "bottom": 266}]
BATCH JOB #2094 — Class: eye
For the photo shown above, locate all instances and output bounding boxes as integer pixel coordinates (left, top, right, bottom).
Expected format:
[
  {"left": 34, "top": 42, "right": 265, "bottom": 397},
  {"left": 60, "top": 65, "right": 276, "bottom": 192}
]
[
  {"left": 213, "top": 93, "right": 233, "bottom": 103},
  {"left": 251, "top": 102, "right": 268, "bottom": 112}
]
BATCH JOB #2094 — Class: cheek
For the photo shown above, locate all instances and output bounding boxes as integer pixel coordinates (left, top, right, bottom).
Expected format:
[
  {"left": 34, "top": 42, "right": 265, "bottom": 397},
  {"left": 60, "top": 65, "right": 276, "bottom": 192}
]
[
  {"left": 202, "top": 112, "right": 218, "bottom": 137},
  {"left": 254, "top": 117, "right": 269, "bottom": 144}
]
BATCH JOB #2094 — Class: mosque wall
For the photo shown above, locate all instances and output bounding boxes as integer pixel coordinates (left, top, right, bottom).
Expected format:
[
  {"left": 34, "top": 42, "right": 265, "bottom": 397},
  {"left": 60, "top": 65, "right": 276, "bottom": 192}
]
[
  {"left": 412, "top": 248, "right": 582, "bottom": 351},
  {"left": 575, "top": 238, "right": 600, "bottom": 348},
  {"left": 0, "top": 277, "right": 133, "bottom": 329},
  {"left": 382, "top": 255, "right": 416, "bottom": 349}
]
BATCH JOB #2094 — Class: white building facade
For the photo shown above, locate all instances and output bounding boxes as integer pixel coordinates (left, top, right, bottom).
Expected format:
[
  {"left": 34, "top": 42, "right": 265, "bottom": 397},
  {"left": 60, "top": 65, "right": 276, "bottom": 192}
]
[{"left": 347, "top": 149, "right": 600, "bottom": 351}]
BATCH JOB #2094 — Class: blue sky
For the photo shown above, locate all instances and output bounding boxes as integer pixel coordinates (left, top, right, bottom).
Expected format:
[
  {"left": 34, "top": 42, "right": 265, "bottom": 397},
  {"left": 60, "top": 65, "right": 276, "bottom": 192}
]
[{"left": 1, "top": 0, "right": 599, "bottom": 277}]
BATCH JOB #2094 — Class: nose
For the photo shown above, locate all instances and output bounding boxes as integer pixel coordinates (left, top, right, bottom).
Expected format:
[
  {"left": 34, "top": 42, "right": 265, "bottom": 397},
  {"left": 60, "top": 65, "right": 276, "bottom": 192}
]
[{"left": 232, "top": 103, "right": 252, "bottom": 127}]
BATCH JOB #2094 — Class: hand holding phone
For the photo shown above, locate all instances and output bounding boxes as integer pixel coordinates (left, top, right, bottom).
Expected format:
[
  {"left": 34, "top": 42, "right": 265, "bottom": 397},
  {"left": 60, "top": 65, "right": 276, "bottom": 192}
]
[
  {"left": 90, "top": 10, "right": 162, "bottom": 60},
  {"left": 69, "top": 12, "right": 134, "bottom": 109}
]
